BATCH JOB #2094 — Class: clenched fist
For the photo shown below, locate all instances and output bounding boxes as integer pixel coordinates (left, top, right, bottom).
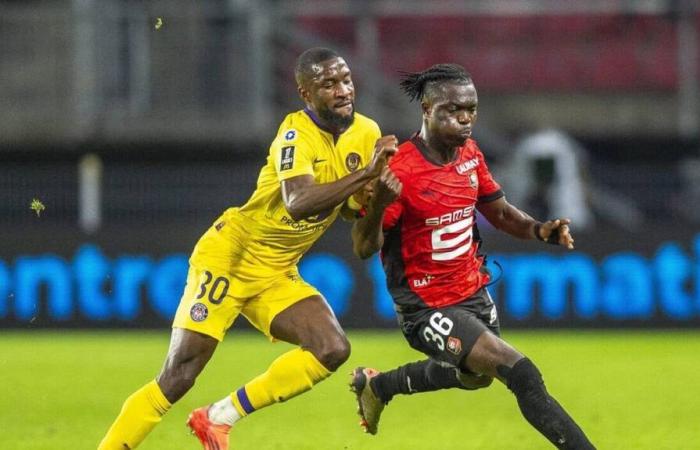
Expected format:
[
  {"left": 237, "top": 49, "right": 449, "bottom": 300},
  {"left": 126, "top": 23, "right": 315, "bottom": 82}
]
[
  {"left": 372, "top": 167, "right": 402, "bottom": 208},
  {"left": 365, "top": 135, "right": 398, "bottom": 178}
]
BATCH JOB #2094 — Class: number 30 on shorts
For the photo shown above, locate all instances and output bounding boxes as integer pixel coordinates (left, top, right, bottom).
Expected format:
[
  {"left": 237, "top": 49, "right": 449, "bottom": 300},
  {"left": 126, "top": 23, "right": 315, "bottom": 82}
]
[
  {"left": 422, "top": 312, "right": 454, "bottom": 351},
  {"left": 196, "top": 270, "right": 230, "bottom": 305}
]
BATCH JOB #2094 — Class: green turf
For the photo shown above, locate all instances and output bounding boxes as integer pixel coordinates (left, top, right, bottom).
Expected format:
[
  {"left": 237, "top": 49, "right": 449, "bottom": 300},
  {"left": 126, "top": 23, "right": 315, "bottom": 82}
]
[{"left": 1, "top": 329, "right": 699, "bottom": 449}]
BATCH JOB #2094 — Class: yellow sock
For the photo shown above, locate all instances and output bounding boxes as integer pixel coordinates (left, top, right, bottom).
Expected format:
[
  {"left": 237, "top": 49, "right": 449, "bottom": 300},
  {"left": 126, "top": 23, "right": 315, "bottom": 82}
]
[
  {"left": 231, "top": 348, "right": 331, "bottom": 416},
  {"left": 98, "top": 380, "right": 172, "bottom": 450}
]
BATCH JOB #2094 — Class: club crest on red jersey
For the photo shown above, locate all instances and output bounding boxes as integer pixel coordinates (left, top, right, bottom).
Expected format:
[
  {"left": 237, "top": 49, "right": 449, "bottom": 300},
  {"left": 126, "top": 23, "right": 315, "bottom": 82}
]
[
  {"left": 447, "top": 336, "right": 462, "bottom": 355},
  {"left": 468, "top": 171, "right": 478, "bottom": 188}
]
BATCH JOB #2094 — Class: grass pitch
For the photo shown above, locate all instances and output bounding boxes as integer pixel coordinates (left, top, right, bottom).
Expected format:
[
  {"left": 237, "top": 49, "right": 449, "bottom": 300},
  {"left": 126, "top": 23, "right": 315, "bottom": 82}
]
[{"left": 1, "top": 329, "right": 699, "bottom": 449}]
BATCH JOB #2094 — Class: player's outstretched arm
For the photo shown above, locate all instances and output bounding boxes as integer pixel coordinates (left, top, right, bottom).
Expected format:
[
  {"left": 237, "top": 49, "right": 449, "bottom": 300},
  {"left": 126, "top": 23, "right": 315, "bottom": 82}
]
[
  {"left": 477, "top": 196, "right": 575, "bottom": 249},
  {"left": 281, "top": 136, "right": 398, "bottom": 221},
  {"left": 351, "top": 167, "right": 402, "bottom": 259}
]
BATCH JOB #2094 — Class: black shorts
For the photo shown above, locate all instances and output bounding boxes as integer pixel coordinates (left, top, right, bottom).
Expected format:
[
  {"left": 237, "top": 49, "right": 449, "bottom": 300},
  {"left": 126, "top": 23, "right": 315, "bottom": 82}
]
[{"left": 396, "top": 287, "right": 501, "bottom": 368}]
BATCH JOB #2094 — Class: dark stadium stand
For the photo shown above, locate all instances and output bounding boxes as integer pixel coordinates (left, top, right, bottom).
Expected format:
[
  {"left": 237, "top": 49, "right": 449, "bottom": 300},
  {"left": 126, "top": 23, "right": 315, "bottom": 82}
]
[{"left": 298, "top": 14, "right": 686, "bottom": 91}]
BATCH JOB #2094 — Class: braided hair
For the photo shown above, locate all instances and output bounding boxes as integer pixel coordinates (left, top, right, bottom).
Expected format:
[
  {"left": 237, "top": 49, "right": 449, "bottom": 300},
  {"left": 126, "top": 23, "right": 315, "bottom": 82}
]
[{"left": 399, "top": 64, "right": 472, "bottom": 102}]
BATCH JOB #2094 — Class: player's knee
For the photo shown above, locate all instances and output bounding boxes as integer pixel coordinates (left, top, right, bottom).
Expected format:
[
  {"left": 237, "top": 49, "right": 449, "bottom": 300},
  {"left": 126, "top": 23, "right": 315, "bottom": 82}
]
[
  {"left": 312, "top": 335, "right": 351, "bottom": 371},
  {"left": 157, "top": 366, "right": 199, "bottom": 403},
  {"left": 472, "top": 375, "right": 495, "bottom": 389},
  {"left": 457, "top": 370, "right": 494, "bottom": 390},
  {"left": 498, "top": 357, "right": 545, "bottom": 397},
  {"left": 467, "top": 332, "right": 523, "bottom": 376},
  {"left": 486, "top": 340, "right": 520, "bottom": 365}
]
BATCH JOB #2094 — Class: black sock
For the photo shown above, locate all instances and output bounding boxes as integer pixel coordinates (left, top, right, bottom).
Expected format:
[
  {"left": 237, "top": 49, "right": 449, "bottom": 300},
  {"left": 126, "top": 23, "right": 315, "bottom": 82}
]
[
  {"left": 370, "top": 359, "right": 464, "bottom": 404},
  {"left": 500, "top": 358, "right": 595, "bottom": 450}
]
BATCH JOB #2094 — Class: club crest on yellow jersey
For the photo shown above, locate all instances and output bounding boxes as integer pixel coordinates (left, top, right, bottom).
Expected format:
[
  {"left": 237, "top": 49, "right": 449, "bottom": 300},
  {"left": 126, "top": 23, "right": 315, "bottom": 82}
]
[{"left": 346, "top": 152, "right": 361, "bottom": 172}]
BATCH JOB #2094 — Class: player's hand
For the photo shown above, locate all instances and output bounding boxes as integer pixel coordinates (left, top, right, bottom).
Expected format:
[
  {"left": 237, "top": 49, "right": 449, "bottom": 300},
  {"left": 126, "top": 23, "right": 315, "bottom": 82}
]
[
  {"left": 537, "top": 218, "right": 574, "bottom": 249},
  {"left": 352, "top": 180, "right": 374, "bottom": 207},
  {"left": 365, "top": 135, "right": 398, "bottom": 178},
  {"left": 372, "top": 167, "right": 402, "bottom": 208}
]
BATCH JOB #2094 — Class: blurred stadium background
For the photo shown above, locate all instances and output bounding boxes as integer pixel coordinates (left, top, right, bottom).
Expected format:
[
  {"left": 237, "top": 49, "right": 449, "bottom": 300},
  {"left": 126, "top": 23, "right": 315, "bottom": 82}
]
[{"left": 1, "top": 0, "right": 700, "bottom": 449}]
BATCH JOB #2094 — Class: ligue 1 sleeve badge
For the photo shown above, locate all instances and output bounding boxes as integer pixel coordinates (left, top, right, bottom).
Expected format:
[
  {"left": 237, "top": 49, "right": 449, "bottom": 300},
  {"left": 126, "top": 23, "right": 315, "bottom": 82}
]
[{"left": 190, "top": 303, "right": 209, "bottom": 322}]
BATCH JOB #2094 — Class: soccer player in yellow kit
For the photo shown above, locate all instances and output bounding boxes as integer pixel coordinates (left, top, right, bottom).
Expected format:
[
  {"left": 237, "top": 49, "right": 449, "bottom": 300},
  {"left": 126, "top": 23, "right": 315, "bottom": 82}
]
[{"left": 98, "top": 47, "right": 398, "bottom": 450}]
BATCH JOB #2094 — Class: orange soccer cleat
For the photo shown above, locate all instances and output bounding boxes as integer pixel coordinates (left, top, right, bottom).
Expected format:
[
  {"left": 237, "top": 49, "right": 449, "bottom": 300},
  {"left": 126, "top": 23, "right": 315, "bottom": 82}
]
[{"left": 187, "top": 406, "right": 231, "bottom": 450}]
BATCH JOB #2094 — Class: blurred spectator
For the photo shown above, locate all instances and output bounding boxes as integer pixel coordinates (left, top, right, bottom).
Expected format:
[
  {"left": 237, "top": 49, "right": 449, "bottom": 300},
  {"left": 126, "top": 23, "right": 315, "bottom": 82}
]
[
  {"left": 501, "top": 129, "right": 594, "bottom": 230},
  {"left": 500, "top": 129, "right": 645, "bottom": 232}
]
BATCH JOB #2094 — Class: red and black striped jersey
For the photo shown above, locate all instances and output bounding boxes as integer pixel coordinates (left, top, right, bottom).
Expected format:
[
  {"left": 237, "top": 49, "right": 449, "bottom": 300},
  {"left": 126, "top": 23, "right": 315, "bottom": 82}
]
[{"left": 381, "top": 136, "right": 503, "bottom": 309}]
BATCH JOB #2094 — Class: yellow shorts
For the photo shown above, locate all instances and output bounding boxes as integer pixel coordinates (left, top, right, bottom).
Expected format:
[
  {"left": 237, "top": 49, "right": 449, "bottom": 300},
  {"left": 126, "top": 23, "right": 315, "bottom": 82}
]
[{"left": 172, "top": 265, "right": 320, "bottom": 342}]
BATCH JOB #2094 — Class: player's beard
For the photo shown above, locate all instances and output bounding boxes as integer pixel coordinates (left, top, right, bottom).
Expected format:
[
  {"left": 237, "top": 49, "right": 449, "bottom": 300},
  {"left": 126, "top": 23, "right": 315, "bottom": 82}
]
[{"left": 318, "top": 103, "right": 355, "bottom": 131}]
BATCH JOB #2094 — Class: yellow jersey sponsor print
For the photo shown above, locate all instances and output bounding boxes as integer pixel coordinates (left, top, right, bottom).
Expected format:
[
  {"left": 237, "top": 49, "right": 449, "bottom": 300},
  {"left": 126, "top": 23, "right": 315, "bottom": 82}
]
[{"left": 189, "top": 109, "right": 380, "bottom": 296}]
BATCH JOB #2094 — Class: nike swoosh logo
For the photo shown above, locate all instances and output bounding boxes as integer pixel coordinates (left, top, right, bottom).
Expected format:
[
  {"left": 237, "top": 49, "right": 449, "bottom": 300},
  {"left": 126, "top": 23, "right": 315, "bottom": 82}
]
[{"left": 313, "top": 159, "right": 327, "bottom": 164}]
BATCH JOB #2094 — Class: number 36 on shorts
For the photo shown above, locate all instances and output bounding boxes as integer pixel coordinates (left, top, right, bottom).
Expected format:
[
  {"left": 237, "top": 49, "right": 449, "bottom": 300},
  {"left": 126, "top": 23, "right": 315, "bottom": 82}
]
[{"left": 422, "top": 312, "right": 454, "bottom": 351}]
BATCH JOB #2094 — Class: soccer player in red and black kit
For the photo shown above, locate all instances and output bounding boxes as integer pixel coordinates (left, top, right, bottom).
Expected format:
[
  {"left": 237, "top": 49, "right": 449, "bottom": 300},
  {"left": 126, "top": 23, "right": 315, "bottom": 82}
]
[{"left": 350, "top": 64, "right": 594, "bottom": 449}]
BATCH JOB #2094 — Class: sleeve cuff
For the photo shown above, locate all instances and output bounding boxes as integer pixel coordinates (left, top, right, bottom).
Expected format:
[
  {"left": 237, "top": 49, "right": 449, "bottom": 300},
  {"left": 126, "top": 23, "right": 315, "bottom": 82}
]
[
  {"left": 477, "top": 189, "right": 504, "bottom": 204},
  {"left": 277, "top": 170, "right": 315, "bottom": 181}
]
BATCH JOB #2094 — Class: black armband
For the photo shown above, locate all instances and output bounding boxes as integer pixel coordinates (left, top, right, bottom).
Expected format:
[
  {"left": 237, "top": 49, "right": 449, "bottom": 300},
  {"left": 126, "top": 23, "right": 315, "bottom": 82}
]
[{"left": 534, "top": 222, "right": 560, "bottom": 245}]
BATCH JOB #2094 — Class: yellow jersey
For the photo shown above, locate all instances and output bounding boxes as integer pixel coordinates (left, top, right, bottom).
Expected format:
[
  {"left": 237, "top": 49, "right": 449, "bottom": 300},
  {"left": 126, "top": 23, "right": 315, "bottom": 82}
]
[{"left": 190, "top": 109, "right": 381, "bottom": 296}]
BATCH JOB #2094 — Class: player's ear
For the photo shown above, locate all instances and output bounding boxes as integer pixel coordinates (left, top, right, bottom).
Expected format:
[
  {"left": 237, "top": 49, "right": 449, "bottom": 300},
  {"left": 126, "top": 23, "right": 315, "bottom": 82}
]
[
  {"left": 298, "top": 84, "right": 311, "bottom": 104},
  {"left": 421, "top": 99, "right": 431, "bottom": 118}
]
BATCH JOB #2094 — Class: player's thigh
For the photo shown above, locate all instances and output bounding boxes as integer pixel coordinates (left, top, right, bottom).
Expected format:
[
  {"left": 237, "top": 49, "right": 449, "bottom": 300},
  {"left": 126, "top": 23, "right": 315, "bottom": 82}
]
[
  {"left": 241, "top": 268, "right": 334, "bottom": 342},
  {"left": 399, "top": 289, "right": 502, "bottom": 369},
  {"left": 269, "top": 294, "right": 347, "bottom": 349},
  {"left": 401, "top": 305, "right": 489, "bottom": 369},
  {"left": 473, "top": 288, "right": 502, "bottom": 337},
  {"left": 464, "top": 331, "right": 523, "bottom": 379},
  {"left": 455, "top": 288, "right": 521, "bottom": 377},
  {"left": 172, "top": 265, "right": 244, "bottom": 342}
]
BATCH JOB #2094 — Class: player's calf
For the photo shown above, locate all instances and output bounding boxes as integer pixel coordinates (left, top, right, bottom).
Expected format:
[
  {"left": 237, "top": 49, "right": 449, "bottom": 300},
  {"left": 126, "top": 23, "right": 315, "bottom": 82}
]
[
  {"left": 309, "top": 334, "right": 351, "bottom": 372},
  {"left": 157, "top": 328, "right": 219, "bottom": 403},
  {"left": 367, "top": 359, "right": 490, "bottom": 408},
  {"left": 499, "top": 358, "right": 595, "bottom": 450}
]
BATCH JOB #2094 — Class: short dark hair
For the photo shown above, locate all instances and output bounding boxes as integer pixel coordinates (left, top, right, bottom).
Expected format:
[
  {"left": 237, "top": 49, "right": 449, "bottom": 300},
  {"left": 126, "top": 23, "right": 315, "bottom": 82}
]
[
  {"left": 295, "top": 47, "right": 341, "bottom": 85},
  {"left": 399, "top": 64, "right": 472, "bottom": 102}
]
